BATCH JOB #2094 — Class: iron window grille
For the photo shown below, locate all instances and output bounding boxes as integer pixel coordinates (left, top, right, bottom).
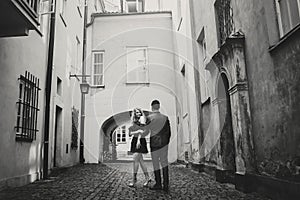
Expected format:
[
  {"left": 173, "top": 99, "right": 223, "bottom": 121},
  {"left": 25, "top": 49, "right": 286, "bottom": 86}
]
[
  {"left": 15, "top": 71, "right": 40, "bottom": 142},
  {"left": 215, "top": 0, "right": 235, "bottom": 46}
]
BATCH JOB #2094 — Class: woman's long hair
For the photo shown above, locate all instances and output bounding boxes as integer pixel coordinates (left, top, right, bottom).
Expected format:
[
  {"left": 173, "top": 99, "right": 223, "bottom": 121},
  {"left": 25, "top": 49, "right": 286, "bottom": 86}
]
[{"left": 131, "top": 108, "right": 146, "bottom": 125}]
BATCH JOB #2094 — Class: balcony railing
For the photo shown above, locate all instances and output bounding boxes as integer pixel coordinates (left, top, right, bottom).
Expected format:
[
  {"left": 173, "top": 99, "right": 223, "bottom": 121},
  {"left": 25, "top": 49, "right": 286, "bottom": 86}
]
[
  {"left": 18, "top": 0, "right": 40, "bottom": 18},
  {"left": 0, "top": 0, "right": 41, "bottom": 37}
]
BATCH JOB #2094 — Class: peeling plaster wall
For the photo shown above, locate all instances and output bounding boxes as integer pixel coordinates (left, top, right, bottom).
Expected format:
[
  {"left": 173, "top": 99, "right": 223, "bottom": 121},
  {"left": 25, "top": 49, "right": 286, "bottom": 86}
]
[
  {"left": 232, "top": 0, "right": 300, "bottom": 179},
  {"left": 190, "top": 0, "right": 300, "bottom": 180}
]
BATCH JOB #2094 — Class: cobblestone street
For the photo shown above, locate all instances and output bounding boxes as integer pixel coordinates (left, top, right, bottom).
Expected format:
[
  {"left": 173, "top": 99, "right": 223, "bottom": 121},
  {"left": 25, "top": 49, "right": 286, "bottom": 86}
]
[{"left": 0, "top": 162, "right": 270, "bottom": 200}]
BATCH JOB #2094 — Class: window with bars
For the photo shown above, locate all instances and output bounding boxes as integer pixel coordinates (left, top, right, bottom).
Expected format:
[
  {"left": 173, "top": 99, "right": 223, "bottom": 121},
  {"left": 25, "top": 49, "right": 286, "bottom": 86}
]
[
  {"left": 126, "top": 47, "right": 149, "bottom": 83},
  {"left": 115, "top": 125, "right": 127, "bottom": 143},
  {"left": 92, "top": 51, "right": 104, "bottom": 86},
  {"left": 275, "top": 0, "right": 300, "bottom": 37},
  {"left": 215, "top": 0, "right": 234, "bottom": 46},
  {"left": 15, "top": 71, "right": 40, "bottom": 142}
]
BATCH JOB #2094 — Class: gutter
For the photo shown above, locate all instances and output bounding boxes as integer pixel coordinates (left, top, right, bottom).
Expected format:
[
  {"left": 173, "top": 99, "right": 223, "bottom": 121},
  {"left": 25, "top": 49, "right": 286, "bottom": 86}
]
[{"left": 43, "top": 0, "right": 56, "bottom": 179}]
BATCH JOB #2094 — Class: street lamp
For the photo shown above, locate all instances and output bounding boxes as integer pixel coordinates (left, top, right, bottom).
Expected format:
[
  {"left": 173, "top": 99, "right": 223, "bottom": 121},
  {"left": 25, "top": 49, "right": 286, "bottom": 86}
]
[
  {"left": 80, "top": 82, "right": 90, "bottom": 94},
  {"left": 69, "top": 73, "right": 90, "bottom": 163}
]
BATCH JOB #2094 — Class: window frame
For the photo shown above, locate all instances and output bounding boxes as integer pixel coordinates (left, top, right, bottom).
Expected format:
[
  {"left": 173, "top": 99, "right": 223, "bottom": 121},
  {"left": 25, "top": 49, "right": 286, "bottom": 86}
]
[
  {"left": 115, "top": 125, "right": 127, "bottom": 144},
  {"left": 214, "top": 0, "right": 234, "bottom": 47},
  {"left": 91, "top": 51, "right": 105, "bottom": 87},
  {"left": 75, "top": 36, "right": 81, "bottom": 73},
  {"left": 59, "top": 0, "right": 67, "bottom": 27},
  {"left": 197, "top": 28, "right": 209, "bottom": 100},
  {"left": 124, "top": 0, "right": 144, "bottom": 13},
  {"left": 275, "top": 0, "right": 300, "bottom": 37},
  {"left": 126, "top": 46, "right": 149, "bottom": 84},
  {"left": 15, "top": 72, "right": 40, "bottom": 142}
]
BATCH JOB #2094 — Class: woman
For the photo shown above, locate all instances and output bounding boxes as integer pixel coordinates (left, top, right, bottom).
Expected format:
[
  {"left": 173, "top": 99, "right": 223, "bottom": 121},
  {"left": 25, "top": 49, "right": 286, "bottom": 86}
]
[{"left": 128, "top": 108, "right": 151, "bottom": 187}]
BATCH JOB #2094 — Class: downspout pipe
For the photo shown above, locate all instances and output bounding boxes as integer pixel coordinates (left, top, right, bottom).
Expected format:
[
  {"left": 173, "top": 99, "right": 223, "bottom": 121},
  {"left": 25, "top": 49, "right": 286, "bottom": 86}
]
[
  {"left": 80, "top": 0, "right": 88, "bottom": 163},
  {"left": 43, "top": 0, "right": 57, "bottom": 179}
]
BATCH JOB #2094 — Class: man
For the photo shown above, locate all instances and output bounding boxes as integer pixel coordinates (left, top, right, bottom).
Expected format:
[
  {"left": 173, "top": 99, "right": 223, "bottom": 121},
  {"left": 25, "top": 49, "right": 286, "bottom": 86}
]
[{"left": 146, "top": 100, "right": 171, "bottom": 192}]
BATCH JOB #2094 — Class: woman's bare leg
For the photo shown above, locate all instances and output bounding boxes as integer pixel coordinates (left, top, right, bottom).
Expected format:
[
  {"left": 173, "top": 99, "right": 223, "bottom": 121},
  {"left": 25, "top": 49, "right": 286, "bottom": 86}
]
[
  {"left": 133, "top": 153, "right": 140, "bottom": 180},
  {"left": 139, "top": 154, "right": 149, "bottom": 178},
  {"left": 139, "top": 154, "right": 151, "bottom": 186}
]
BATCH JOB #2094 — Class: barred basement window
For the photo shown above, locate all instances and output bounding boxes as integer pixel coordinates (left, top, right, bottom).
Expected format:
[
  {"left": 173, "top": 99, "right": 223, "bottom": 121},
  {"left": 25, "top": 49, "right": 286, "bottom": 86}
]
[
  {"left": 215, "top": 0, "right": 235, "bottom": 46},
  {"left": 15, "top": 71, "right": 40, "bottom": 142}
]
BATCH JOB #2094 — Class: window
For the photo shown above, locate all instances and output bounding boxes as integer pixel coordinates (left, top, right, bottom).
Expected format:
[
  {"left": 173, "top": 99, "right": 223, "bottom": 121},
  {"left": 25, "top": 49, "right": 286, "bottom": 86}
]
[
  {"left": 92, "top": 51, "right": 104, "bottom": 86},
  {"left": 77, "top": 0, "right": 83, "bottom": 17},
  {"left": 15, "top": 71, "right": 40, "bottom": 142},
  {"left": 126, "top": 47, "right": 149, "bottom": 83},
  {"left": 215, "top": 0, "right": 234, "bottom": 46},
  {"left": 57, "top": 77, "right": 62, "bottom": 96},
  {"left": 60, "top": 0, "right": 67, "bottom": 26},
  {"left": 115, "top": 125, "right": 126, "bottom": 143},
  {"left": 124, "top": 0, "right": 144, "bottom": 13},
  {"left": 275, "top": 0, "right": 300, "bottom": 36},
  {"left": 76, "top": 36, "right": 81, "bottom": 72},
  {"left": 39, "top": 0, "right": 56, "bottom": 33},
  {"left": 197, "top": 28, "right": 210, "bottom": 100},
  {"left": 197, "top": 29, "right": 207, "bottom": 61}
]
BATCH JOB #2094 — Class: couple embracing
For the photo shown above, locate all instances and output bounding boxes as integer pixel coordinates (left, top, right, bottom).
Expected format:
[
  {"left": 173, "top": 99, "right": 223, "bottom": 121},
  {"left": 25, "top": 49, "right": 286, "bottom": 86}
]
[{"left": 128, "top": 100, "right": 171, "bottom": 192}]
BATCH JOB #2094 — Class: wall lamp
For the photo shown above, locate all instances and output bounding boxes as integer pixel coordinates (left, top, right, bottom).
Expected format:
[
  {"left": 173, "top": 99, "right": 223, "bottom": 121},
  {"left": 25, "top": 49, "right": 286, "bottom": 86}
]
[{"left": 69, "top": 74, "right": 91, "bottom": 95}]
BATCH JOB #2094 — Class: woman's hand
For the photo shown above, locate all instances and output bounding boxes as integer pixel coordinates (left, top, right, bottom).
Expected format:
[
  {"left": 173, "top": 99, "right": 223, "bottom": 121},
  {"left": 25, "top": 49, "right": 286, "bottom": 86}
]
[{"left": 136, "top": 139, "right": 141, "bottom": 149}]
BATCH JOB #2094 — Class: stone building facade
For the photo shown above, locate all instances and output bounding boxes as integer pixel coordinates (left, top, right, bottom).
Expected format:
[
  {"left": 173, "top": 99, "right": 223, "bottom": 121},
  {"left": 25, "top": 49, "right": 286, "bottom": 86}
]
[
  {"left": 0, "top": 0, "right": 86, "bottom": 188},
  {"left": 185, "top": 0, "right": 300, "bottom": 198},
  {"left": 0, "top": 0, "right": 50, "bottom": 189},
  {"left": 83, "top": 0, "right": 178, "bottom": 164}
]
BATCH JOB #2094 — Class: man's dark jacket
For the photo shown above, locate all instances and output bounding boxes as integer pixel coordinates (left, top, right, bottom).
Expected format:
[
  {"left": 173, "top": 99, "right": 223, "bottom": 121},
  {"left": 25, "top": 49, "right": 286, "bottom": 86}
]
[{"left": 146, "top": 112, "right": 171, "bottom": 149}]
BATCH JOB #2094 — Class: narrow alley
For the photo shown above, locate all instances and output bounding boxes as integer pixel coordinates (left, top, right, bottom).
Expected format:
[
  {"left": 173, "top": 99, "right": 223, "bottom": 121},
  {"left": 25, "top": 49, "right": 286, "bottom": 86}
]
[
  {"left": 1, "top": 0, "right": 300, "bottom": 199},
  {"left": 0, "top": 162, "right": 269, "bottom": 200}
]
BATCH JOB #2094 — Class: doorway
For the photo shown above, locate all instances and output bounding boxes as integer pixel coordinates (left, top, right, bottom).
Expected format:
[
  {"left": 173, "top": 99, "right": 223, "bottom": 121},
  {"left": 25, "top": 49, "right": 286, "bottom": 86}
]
[
  {"left": 54, "top": 106, "right": 62, "bottom": 167},
  {"left": 218, "top": 73, "right": 236, "bottom": 174}
]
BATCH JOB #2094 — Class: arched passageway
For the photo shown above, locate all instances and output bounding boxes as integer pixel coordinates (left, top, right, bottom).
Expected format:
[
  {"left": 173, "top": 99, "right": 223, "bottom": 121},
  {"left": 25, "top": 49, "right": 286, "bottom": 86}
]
[{"left": 100, "top": 110, "right": 151, "bottom": 162}]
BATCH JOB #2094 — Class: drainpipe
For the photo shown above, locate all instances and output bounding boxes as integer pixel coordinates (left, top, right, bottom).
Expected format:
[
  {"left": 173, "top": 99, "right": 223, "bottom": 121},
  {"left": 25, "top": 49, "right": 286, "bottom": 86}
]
[
  {"left": 80, "top": 0, "right": 88, "bottom": 163},
  {"left": 43, "top": 0, "right": 57, "bottom": 179}
]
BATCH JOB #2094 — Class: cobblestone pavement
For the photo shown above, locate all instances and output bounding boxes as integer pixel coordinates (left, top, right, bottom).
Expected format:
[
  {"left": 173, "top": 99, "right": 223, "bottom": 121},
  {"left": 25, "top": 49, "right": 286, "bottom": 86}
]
[{"left": 0, "top": 162, "right": 270, "bottom": 200}]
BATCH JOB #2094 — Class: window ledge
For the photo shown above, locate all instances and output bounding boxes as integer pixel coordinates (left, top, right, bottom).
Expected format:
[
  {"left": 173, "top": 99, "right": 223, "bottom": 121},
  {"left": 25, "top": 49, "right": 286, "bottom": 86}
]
[
  {"left": 77, "top": 6, "right": 82, "bottom": 18},
  {"left": 201, "top": 97, "right": 211, "bottom": 106},
  {"left": 126, "top": 82, "right": 150, "bottom": 85},
  {"left": 16, "top": 137, "right": 33, "bottom": 143},
  {"left": 90, "top": 85, "right": 105, "bottom": 89},
  {"left": 59, "top": 14, "right": 67, "bottom": 27},
  {"left": 269, "top": 23, "right": 300, "bottom": 52}
]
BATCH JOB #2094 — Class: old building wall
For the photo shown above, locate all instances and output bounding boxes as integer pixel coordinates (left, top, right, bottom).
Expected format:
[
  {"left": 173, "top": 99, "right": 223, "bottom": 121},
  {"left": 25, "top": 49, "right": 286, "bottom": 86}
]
[
  {"left": 0, "top": 31, "right": 48, "bottom": 188},
  {"left": 232, "top": 0, "right": 300, "bottom": 178},
  {"left": 48, "top": 0, "right": 84, "bottom": 169}
]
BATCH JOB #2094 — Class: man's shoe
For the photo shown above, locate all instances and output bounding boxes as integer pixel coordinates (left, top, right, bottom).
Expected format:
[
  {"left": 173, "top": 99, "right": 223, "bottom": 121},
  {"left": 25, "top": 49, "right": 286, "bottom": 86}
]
[{"left": 149, "top": 184, "right": 162, "bottom": 190}]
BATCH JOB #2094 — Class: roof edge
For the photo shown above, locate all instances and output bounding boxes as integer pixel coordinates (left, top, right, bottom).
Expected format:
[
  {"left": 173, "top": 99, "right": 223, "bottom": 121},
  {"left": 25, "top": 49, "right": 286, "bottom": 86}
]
[{"left": 87, "top": 11, "right": 172, "bottom": 27}]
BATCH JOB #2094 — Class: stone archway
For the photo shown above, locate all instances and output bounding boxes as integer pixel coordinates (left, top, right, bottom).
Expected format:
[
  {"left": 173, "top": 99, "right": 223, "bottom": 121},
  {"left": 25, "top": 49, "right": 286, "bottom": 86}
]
[{"left": 100, "top": 110, "right": 151, "bottom": 162}]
